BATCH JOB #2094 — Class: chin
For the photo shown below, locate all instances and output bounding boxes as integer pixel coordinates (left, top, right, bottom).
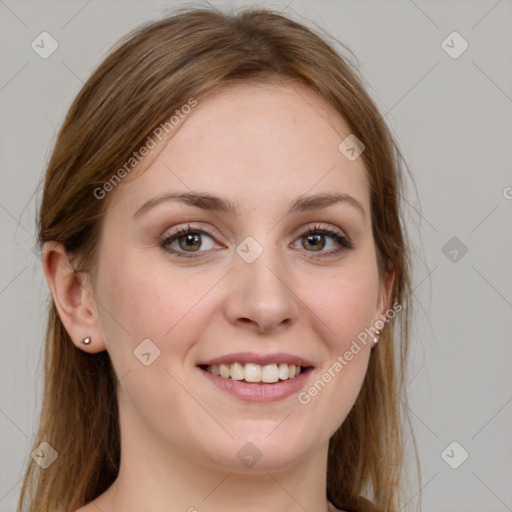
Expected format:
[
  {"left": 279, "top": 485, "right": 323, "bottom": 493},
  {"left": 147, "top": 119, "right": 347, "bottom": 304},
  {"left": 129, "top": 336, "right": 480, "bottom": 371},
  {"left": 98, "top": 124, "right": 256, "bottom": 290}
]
[{"left": 195, "top": 428, "right": 319, "bottom": 473}]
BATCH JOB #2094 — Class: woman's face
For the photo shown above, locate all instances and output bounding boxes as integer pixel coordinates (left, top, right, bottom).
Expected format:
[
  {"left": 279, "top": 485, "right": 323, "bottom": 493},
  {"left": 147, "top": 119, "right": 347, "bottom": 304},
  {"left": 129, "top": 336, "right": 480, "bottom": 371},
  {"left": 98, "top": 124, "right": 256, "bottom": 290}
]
[{"left": 89, "top": 82, "right": 392, "bottom": 471}]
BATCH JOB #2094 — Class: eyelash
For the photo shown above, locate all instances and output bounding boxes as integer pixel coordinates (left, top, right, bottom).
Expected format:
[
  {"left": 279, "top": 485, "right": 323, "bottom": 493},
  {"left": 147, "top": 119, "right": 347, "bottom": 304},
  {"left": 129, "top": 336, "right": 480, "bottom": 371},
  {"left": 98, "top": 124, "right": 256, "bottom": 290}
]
[{"left": 159, "top": 224, "right": 354, "bottom": 259}]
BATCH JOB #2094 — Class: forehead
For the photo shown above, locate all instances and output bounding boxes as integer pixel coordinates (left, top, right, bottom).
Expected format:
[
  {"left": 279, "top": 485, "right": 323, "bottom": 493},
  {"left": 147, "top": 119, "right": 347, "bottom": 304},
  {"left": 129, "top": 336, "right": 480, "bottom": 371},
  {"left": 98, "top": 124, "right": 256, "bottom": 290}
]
[{"left": 106, "top": 81, "right": 370, "bottom": 220}]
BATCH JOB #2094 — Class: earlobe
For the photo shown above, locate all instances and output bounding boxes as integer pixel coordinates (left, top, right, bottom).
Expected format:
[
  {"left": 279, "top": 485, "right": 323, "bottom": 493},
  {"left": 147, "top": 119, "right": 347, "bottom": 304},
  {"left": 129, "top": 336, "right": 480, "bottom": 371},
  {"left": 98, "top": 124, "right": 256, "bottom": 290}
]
[{"left": 41, "top": 241, "right": 106, "bottom": 353}]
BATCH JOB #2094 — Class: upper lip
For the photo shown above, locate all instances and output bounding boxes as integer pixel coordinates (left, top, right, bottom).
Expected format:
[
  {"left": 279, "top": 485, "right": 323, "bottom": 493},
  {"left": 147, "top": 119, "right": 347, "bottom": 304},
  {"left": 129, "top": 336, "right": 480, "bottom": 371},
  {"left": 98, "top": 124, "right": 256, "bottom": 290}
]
[{"left": 198, "top": 352, "right": 314, "bottom": 367}]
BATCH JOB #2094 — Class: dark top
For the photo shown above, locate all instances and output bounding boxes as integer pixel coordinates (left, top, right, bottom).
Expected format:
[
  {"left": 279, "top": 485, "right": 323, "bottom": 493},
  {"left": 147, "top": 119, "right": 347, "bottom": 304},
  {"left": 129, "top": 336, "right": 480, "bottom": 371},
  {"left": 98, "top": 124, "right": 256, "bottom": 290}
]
[{"left": 329, "top": 495, "right": 383, "bottom": 512}]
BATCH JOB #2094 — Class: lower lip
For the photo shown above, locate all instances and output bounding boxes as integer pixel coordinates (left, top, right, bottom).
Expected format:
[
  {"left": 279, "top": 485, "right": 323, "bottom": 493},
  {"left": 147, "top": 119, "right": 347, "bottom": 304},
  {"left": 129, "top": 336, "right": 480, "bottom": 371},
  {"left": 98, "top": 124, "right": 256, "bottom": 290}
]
[{"left": 199, "top": 367, "right": 313, "bottom": 402}]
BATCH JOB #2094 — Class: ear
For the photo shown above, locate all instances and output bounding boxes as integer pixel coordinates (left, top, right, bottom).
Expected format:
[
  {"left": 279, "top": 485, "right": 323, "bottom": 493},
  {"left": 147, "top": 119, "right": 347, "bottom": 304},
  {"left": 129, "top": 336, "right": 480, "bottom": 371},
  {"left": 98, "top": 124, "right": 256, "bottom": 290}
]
[
  {"left": 375, "top": 263, "right": 396, "bottom": 326},
  {"left": 41, "top": 241, "right": 106, "bottom": 353}
]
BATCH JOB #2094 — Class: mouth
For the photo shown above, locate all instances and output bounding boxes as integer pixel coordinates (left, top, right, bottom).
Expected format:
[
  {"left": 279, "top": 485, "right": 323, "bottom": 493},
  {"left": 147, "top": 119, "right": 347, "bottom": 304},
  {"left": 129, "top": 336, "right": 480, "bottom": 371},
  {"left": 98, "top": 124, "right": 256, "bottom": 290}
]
[
  {"left": 199, "top": 362, "right": 309, "bottom": 384},
  {"left": 196, "top": 353, "right": 314, "bottom": 402}
]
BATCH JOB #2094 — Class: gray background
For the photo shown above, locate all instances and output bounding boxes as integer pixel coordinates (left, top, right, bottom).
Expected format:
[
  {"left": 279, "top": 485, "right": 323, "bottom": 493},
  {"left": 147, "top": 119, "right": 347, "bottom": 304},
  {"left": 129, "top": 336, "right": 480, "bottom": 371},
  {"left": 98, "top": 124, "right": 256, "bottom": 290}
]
[{"left": 1, "top": 1, "right": 511, "bottom": 511}]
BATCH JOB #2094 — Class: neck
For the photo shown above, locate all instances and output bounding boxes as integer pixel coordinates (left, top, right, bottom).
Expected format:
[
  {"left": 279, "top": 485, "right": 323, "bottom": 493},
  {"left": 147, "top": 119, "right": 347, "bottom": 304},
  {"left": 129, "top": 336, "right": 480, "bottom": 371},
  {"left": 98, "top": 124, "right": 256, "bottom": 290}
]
[{"left": 97, "top": 396, "right": 332, "bottom": 512}]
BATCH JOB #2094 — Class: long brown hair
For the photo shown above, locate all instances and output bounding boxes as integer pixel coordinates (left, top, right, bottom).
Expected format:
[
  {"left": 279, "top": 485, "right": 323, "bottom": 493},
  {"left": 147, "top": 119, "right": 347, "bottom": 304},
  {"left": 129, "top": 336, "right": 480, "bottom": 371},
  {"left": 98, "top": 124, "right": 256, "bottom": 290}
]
[{"left": 19, "top": 6, "right": 417, "bottom": 511}]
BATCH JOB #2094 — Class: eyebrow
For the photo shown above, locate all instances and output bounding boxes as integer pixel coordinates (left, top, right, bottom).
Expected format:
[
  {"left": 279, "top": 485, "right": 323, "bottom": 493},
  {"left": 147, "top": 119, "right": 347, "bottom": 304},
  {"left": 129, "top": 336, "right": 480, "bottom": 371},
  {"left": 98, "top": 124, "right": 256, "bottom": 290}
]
[{"left": 133, "top": 191, "right": 366, "bottom": 220}]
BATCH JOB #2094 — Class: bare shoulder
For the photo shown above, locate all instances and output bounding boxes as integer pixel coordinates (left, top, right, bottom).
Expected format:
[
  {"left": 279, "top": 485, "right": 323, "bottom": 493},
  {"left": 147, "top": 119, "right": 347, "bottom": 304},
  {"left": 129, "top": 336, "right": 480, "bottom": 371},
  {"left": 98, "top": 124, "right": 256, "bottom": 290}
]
[
  {"left": 73, "top": 500, "right": 107, "bottom": 512},
  {"left": 75, "top": 503, "right": 94, "bottom": 512}
]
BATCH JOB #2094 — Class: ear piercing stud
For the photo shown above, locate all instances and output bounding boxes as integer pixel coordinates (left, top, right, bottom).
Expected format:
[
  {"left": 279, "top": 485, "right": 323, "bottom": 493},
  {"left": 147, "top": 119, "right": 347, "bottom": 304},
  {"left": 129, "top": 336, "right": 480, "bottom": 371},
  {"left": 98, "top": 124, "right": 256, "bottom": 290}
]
[
  {"left": 373, "top": 329, "right": 381, "bottom": 346},
  {"left": 81, "top": 336, "right": 91, "bottom": 345}
]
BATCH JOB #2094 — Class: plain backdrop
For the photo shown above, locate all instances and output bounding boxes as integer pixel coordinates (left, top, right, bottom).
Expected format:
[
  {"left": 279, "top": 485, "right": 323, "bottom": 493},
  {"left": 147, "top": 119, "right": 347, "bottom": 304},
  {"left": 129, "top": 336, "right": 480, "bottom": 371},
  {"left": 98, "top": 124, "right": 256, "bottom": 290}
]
[{"left": 1, "top": 1, "right": 511, "bottom": 511}]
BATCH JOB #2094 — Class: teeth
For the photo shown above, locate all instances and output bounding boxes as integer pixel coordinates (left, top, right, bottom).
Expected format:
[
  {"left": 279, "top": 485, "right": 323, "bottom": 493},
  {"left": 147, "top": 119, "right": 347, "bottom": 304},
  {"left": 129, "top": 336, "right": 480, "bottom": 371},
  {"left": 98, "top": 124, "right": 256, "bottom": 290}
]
[
  {"left": 220, "top": 363, "right": 230, "bottom": 378},
  {"left": 278, "top": 363, "right": 289, "bottom": 380},
  {"left": 262, "top": 364, "right": 279, "bottom": 383},
  {"left": 231, "top": 362, "right": 244, "bottom": 381},
  {"left": 244, "top": 363, "right": 261, "bottom": 382},
  {"left": 205, "top": 362, "right": 303, "bottom": 383}
]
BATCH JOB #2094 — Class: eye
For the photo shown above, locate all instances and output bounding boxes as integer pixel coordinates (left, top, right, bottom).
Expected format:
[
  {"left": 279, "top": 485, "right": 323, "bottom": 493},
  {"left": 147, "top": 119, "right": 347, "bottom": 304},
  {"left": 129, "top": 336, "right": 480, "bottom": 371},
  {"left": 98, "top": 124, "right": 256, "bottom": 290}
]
[
  {"left": 160, "top": 223, "right": 354, "bottom": 259},
  {"left": 291, "top": 224, "right": 354, "bottom": 257},
  {"left": 160, "top": 225, "right": 218, "bottom": 257}
]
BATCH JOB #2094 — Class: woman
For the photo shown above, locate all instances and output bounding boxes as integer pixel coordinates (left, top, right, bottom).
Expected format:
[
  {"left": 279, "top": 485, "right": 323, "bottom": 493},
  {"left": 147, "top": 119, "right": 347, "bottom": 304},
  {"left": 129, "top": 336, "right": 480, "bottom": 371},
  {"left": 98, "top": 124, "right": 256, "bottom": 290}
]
[{"left": 19, "top": 6, "right": 416, "bottom": 512}]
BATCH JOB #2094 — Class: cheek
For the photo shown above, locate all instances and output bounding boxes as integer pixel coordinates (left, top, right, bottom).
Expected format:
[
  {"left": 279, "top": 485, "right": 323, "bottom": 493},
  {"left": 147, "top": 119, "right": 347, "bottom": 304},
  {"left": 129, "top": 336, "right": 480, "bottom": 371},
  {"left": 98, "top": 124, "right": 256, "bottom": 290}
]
[
  {"left": 94, "top": 252, "right": 220, "bottom": 366},
  {"left": 304, "top": 260, "right": 379, "bottom": 351},
  {"left": 92, "top": 254, "right": 236, "bottom": 454},
  {"left": 295, "top": 260, "right": 378, "bottom": 425}
]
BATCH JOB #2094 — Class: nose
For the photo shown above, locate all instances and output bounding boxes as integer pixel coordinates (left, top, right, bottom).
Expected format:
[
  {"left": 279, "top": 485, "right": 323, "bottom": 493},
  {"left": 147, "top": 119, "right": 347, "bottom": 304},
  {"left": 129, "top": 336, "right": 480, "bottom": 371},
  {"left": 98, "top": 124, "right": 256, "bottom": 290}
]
[{"left": 223, "top": 242, "right": 300, "bottom": 335}]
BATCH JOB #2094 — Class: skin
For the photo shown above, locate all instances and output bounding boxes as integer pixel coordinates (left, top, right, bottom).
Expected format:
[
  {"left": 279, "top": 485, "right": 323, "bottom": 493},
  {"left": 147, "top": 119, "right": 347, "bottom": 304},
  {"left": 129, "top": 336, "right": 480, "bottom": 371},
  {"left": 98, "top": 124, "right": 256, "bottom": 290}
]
[{"left": 43, "top": 82, "right": 394, "bottom": 512}]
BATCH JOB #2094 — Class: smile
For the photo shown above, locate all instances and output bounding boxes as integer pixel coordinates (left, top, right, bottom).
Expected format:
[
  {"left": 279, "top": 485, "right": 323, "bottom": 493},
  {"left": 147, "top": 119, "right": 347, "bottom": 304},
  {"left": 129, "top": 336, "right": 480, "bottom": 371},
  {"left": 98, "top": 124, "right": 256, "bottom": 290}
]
[
  {"left": 203, "top": 362, "right": 304, "bottom": 383},
  {"left": 197, "top": 352, "right": 314, "bottom": 402}
]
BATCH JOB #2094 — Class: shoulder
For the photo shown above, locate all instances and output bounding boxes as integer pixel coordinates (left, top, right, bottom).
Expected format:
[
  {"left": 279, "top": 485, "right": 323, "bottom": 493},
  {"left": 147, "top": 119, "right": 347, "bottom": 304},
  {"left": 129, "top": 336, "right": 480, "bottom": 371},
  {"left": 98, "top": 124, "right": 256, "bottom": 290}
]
[{"left": 73, "top": 490, "right": 112, "bottom": 512}]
